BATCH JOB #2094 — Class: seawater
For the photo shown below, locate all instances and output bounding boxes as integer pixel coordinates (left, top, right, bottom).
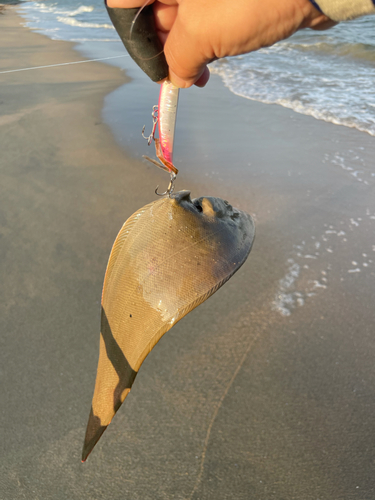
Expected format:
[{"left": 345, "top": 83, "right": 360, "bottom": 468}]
[
  {"left": 210, "top": 17, "right": 375, "bottom": 136},
  {"left": 18, "top": 0, "right": 116, "bottom": 41},
  {"left": 18, "top": 0, "right": 375, "bottom": 135}
]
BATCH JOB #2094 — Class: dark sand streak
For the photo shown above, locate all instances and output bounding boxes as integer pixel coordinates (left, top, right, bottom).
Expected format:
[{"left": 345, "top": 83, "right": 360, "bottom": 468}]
[{"left": 188, "top": 328, "right": 263, "bottom": 500}]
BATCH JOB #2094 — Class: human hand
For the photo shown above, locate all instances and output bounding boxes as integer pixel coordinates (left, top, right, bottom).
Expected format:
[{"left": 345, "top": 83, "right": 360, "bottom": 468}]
[{"left": 107, "top": 0, "right": 334, "bottom": 88}]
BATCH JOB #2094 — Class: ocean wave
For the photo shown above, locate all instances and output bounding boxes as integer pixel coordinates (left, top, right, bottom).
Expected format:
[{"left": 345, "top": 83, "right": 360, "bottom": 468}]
[
  {"left": 23, "top": 2, "right": 95, "bottom": 16},
  {"left": 66, "top": 5, "right": 94, "bottom": 16},
  {"left": 210, "top": 42, "right": 375, "bottom": 137},
  {"left": 19, "top": 1, "right": 118, "bottom": 40},
  {"left": 68, "top": 38, "right": 121, "bottom": 42},
  {"left": 285, "top": 41, "right": 375, "bottom": 63},
  {"left": 262, "top": 98, "right": 375, "bottom": 136},
  {"left": 56, "top": 16, "right": 114, "bottom": 29},
  {"left": 212, "top": 74, "right": 375, "bottom": 136}
]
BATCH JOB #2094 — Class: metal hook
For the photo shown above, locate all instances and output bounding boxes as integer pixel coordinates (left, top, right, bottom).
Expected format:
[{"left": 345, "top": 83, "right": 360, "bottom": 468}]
[
  {"left": 142, "top": 105, "right": 158, "bottom": 145},
  {"left": 142, "top": 103, "right": 178, "bottom": 197},
  {"left": 155, "top": 173, "right": 176, "bottom": 197}
]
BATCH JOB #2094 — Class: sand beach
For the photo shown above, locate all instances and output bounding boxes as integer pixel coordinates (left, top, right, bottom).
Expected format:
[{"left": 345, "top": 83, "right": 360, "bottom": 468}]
[{"left": 1, "top": 5, "right": 375, "bottom": 499}]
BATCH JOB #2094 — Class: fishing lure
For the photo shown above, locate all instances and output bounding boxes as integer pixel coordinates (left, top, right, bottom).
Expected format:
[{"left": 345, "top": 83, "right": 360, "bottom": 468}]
[{"left": 142, "top": 79, "right": 180, "bottom": 196}]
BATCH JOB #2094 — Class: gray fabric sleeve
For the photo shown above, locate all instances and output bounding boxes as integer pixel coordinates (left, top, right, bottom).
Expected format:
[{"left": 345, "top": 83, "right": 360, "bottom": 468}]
[{"left": 309, "top": 0, "right": 375, "bottom": 21}]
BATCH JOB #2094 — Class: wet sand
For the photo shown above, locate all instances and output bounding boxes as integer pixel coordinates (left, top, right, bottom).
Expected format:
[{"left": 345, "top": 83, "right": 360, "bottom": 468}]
[{"left": 2, "top": 6, "right": 375, "bottom": 500}]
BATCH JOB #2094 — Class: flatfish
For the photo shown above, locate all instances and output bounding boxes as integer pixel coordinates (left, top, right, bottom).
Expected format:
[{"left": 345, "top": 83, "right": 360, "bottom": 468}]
[{"left": 82, "top": 190, "right": 255, "bottom": 461}]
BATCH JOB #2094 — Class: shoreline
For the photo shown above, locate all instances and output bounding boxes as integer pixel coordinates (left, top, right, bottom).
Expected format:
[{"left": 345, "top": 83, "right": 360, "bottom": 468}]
[{"left": 2, "top": 6, "right": 375, "bottom": 500}]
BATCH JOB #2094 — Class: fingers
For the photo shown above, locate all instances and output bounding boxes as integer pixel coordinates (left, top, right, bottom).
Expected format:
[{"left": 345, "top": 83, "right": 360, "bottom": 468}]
[
  {"left": 310, "top": 19, "right": 337, "bottom": 30},
  {"left": 106, "top": 0, "right": 210, "bottom": 87},
  {"left": 155, "top": 1, "right": 209, "bottom": 87},
  {"left": 194, "top": 67, "right": 211, "bottom": 88},
  {"left": 164, "top": 7, "right": 213, "bottom": 88},
  {"left": 154, "top": 2, "right": 178, "bottom": 33}
]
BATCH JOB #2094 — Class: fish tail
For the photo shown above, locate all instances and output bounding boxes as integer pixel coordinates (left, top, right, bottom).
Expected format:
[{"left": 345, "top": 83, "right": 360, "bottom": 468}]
[
  {"left": 82, "top": 308, "right": 137, "bottom": 461},
  {"left": 81, "top": 407, "right": 108, "bottom": 462}
]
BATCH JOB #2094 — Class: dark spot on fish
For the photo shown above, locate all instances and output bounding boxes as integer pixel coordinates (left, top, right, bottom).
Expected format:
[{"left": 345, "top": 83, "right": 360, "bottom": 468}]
[{"left": 130, "top": 314, "right": 132, "bottom": 318}]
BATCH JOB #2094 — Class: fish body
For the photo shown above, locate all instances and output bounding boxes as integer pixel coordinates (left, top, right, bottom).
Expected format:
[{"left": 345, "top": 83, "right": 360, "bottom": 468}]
[{"left": 82, "top": 191, "right": 255, "bottom": 461}]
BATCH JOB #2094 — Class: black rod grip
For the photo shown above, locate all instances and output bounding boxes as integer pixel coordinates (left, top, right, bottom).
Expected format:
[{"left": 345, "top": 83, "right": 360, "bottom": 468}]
[{"left": 106, "top": 4, "right": 169, "bottom": 82}]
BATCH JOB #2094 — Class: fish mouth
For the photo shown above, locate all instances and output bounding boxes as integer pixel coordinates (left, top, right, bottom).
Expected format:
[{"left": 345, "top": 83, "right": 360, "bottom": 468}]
[{"left": 170, "top": 189, "right": 192, "bottom": 203}]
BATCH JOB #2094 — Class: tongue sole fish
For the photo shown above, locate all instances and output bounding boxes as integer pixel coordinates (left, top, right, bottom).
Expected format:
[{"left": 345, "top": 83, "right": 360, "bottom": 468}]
[{"left": 82, "top": 190, "right": 255, "bottom": 461}]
